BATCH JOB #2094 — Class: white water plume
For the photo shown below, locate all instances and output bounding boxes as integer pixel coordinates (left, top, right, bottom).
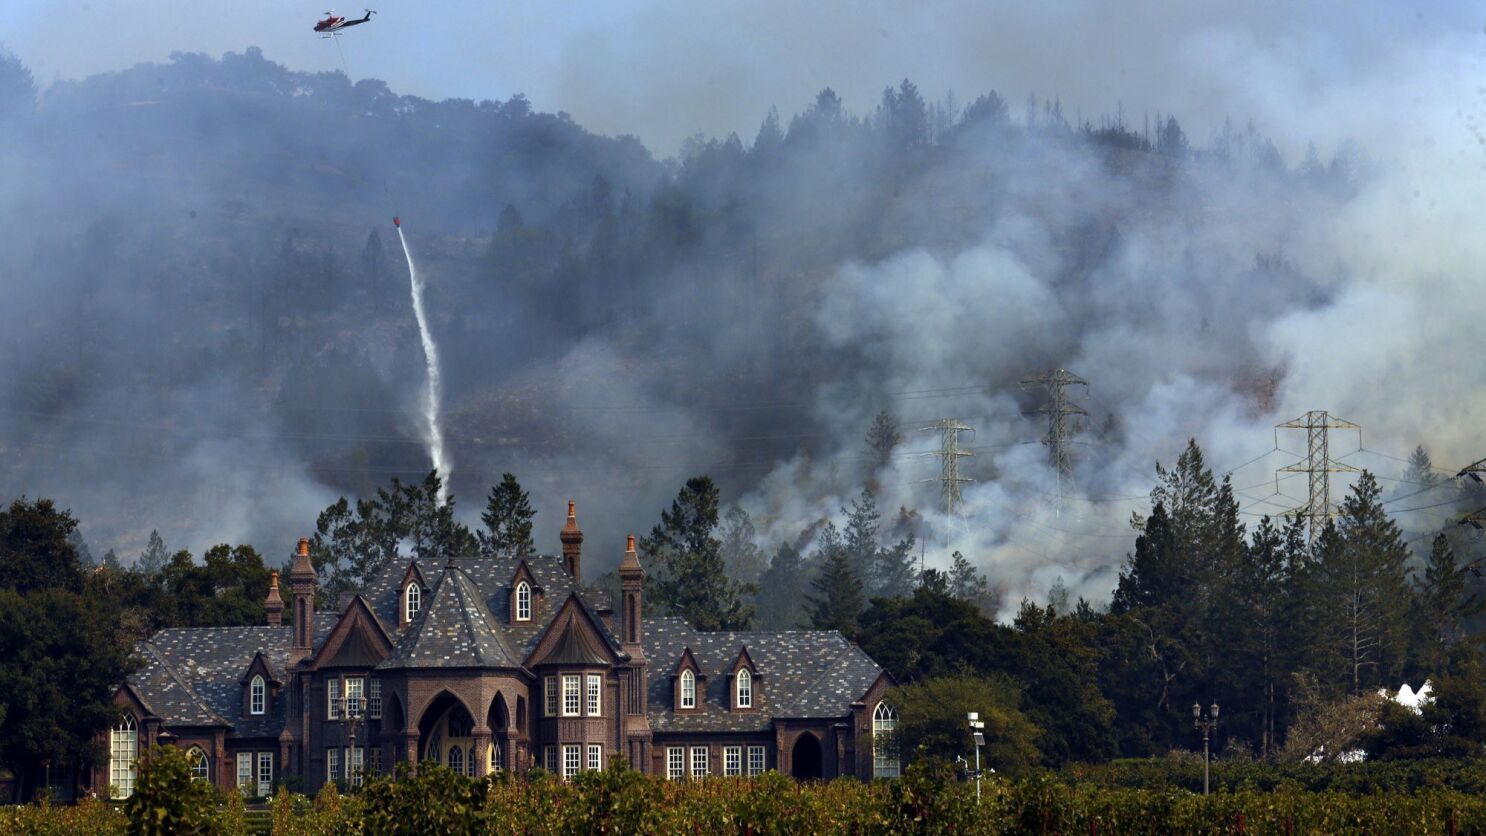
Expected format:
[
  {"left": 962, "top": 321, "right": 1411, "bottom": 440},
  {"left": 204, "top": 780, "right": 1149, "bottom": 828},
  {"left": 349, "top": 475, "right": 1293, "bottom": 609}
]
[{"left": 397, "top": 224, "right": 451, "bottom": 502}]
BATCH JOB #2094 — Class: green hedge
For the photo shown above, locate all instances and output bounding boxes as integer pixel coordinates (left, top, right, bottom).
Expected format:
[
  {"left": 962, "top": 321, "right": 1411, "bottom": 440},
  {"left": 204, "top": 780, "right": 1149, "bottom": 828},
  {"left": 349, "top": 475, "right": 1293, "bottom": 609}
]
[
  {"left": 1066, "top": 757, "right": 1486, "bottom": 795},
  {"left": 6, "top": 759, "right": 1486, "bottom": 834}
]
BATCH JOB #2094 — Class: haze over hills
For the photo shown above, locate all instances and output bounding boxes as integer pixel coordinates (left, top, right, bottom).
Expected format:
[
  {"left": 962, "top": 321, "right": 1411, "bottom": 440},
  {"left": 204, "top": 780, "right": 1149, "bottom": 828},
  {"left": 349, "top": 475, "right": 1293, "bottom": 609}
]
[{"left": 1, "top": 45, "right": 1482, "bottom": 611}]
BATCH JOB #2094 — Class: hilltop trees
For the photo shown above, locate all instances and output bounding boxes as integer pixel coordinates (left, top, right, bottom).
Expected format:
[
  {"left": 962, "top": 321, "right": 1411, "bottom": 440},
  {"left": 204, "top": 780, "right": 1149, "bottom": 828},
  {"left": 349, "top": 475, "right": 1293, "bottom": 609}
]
[
  {"left": 640, "top": 476, "right": 756, "bottom": 631},
  {"left": 0, "top": 498, "right": 133, "bottom": 803},
  {"left": 478, "top": 473, "right": 536, "bottom": 557}
]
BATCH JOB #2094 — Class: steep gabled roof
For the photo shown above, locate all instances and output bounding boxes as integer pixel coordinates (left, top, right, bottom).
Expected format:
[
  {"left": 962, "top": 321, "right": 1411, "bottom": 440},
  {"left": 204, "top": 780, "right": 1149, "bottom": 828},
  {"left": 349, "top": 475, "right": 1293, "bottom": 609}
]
[
  {"left": 130, "top": 624, "right": 319, "bottom": 738},
  {"left": 645, "top": 617, "right": 884, "bottom": 734},
  {"left": 380, "top": 566, "right": 522, "bottom": 669},
  {"left": 363, "top": 554, "right": 620, "bottom": 661}
]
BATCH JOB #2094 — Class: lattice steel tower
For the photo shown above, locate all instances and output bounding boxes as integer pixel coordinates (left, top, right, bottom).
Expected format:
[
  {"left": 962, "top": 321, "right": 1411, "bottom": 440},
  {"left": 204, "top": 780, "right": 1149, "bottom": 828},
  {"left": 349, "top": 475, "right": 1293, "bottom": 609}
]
[
  {"left": 921, "top": 419, "right": 975, "bottom": 516},
  {"left": 1277, "top": 410, "right": 1360, "bottom": 542},
  {"left": 1021, "top": 369, "right": 1088, "bottom": 496}
]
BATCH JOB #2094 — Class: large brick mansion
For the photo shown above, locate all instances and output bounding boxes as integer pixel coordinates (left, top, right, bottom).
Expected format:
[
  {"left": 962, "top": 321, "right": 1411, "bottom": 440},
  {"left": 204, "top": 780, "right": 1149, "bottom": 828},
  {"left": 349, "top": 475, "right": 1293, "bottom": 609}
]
[{"left": 93, "top": 504, "right": 898, "bottom": 797}]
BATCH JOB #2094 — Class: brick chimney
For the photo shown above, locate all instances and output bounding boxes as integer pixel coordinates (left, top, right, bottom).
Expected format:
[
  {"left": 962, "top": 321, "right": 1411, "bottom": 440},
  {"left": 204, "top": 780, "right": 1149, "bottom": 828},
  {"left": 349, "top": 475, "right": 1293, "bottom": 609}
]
[
  {"left": 560, "top": 500, "right": 584, "bottom": 583},
  {"left": 289, "top": 537, "right": 316, "bottom": 655},
  {"left": 264, "top": 570, "right": 285, "bottom": 626},
  {"left": 619, "top": 535, "right": 644, "bottom": 656}
]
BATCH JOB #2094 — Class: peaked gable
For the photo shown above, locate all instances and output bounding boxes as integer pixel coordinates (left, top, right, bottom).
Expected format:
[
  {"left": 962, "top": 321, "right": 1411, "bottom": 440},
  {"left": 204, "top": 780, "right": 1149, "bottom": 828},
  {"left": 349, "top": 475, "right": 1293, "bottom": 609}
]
[
  {"left": 525, "top": 593, "right": 624, "bottom": 668},
  {"left": 239, "top": 651, "right": 282, "bottom": 686},
  {"left": 307, "top": 596, "right": 394, "bottom": 670}
]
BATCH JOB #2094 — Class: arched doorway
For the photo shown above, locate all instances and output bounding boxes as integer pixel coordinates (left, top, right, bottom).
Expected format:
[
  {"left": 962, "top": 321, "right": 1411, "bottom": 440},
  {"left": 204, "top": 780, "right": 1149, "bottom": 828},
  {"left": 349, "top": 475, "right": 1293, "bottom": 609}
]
[
  {"left": 486, "top": 692, "right": 510, "bottom": 774},
  {"left": 790, "top": 733, "right": 823, "bottom": 780},
  {"left": 417, "top": 692, "right": 477, "bottom": 776}
]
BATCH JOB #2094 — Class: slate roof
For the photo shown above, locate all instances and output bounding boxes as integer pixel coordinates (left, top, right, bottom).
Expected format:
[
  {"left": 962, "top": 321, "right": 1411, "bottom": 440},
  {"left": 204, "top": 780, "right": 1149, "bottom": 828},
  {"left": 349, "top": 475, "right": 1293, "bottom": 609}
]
[
  {"left": 363, "top": 554, "right": 623, "bottom": 663},
  {"left": 127, "top": 623, "right": 329, "bottom": 739},
  {"left": 380, "top": 565, "right": 521, "bottom": 669},
  {"left": 644, "top": 617, "right": 884, "bottom": 734}
]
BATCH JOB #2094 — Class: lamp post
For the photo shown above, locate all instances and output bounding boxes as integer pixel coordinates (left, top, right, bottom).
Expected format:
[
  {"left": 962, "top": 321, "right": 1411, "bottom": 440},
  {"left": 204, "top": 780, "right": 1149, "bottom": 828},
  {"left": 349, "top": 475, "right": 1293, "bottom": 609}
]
[
  {"left": 1192, "top": 701, "right": 1219, "bottom": 796},
  {"left": 967, "top": 712, "right": 985, "bottom": 804}
]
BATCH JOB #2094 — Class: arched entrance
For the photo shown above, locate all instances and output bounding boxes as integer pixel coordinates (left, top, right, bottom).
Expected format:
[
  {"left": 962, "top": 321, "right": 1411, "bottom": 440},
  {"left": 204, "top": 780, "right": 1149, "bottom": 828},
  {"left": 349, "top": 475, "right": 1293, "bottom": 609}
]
[
  {"left": 417, "top": 692, "right": 477, "bottom": 776},
  {"left": 789, "top": 732, "right": 823, "bottom": 780},
  {"left": 486, "top": 692, "right": 510, "bottom": 774}
]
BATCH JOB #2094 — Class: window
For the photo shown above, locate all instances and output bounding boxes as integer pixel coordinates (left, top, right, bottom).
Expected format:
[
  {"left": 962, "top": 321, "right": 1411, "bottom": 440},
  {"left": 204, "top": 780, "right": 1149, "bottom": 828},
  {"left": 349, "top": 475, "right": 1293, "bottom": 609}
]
[
  {"left": 544, "top": 746, "right": 557, "bottom": 773},
  {"left": 327, "top": 678, "right": 340, "bottom": 720},
  {"left": 736, "top": 669, "right": 752, "bottom": 709},
  {"left": 515, "top": 581, "right": 531, "bottom": 621},
  {"left": 586, "top": 674, "right": 602, "bottom": 716},
  {"left": 427, "top": 731, "right": 442, "bottom": 764},
  {"left": 563, "top": 744, "right": 581, "bottom": 779},
  {"left": 405, "top": 583, "right": 421, "bottom": 622},
  {"left": 187, "top": 747, "right": 209, "bottom": 782},
  {"left": 367, "top": 747, "right": 382, "bottom": 777},
  {"left": 256, "top": 752, "right": 273, "bottom": 798},
  {"left": 587, "top": 744, "right": 603, "bottom": 771},
  {"left": 466, "top": 745, "right": 477, "bottom": 777},
  {"left": 236, "top": 753, "right": 253, "bottom": 795},
  {"left": 724, "top": 746, "right": 741, "bottom": 777},
  {"left": 447, "top": 708, "right": 473, "bottom": 738},
  {"left": 108, "top": 715, "right": 138, "bottom": 799},
  {"left": 873, "top": 702, "right": 900, "bottom": 778},
  {"left": 250, "top": 675, "right": 266, "bottom": 715},
  {"left": 666, "top": 747, "right": 685, "bottom": 780},
  {"left": 447, "top": 744, "right": 463, "bottom": 775},
  {"left": 680, "top": 670, "right": 696, "bottom": 709},
  {"left": 368, "top": 678, "right": 382, "bottom": 720},
  {"left": 327, "top": 748, "right": 341, "bottom": 783},
  {"left": 544, "top": 676, "right": 558, "bottom": 717},
  {"left": 562, "top": 674, "right": 581, "bottom": 716},
  {"left": 488, "top": 741, "right": 500, "bottom": 774},
  {"left": 348, "top": 747, "right": 365, "bottom": 786},
  {"left": 748, "top": 746, "right": 765, "bottom": 776},
  {"left": 345, "top": 677, "right": 365, "bottom": 718},
  {"left": 691, "top": 746, "right": 709, "bottom": 778}
]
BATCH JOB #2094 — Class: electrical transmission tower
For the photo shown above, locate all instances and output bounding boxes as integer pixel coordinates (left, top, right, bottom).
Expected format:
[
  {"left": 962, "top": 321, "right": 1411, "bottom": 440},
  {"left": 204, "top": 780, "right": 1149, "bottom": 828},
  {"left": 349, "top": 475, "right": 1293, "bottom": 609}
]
[
  {"left": 921, "top": 419, "right": 975, "bottom": 516},
  {"left": 1276, "top": 411, "right": 1360, "bottom": 542},
  {"left": 1020, "top": 369, "right": 1088, "bottom": 496}
]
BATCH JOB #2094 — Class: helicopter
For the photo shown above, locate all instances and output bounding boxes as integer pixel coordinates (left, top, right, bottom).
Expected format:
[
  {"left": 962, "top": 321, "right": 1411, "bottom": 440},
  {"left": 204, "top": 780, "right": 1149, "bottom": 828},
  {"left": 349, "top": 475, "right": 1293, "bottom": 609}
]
[{"left": 314, "top": 10, "right": 375, "bottom": 36}]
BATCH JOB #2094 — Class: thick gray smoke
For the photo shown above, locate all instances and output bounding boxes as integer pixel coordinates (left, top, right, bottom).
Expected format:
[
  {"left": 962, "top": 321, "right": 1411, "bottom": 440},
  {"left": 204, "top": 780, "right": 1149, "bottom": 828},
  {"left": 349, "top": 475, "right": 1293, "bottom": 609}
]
[{"left": 0, "top": 5, "right": 1482, "bottom": 616}]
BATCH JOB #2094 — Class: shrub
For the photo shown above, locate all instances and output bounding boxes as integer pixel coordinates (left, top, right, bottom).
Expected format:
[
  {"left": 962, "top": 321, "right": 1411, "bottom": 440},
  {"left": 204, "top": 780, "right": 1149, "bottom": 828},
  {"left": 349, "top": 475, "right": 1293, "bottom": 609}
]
[{"left": 123, "top": 745, "right": 220, "bottom": 835}]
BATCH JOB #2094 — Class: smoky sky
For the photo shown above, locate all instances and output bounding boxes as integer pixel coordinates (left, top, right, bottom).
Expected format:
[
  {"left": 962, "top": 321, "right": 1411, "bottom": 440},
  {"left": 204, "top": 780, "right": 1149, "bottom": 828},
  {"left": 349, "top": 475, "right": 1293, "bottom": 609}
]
[
  {"left": 1, "top": 1, "right": 1480, "bottom": 154},
  {"left": 3, "top": 2, "right": 1486, "bottom": 616}
]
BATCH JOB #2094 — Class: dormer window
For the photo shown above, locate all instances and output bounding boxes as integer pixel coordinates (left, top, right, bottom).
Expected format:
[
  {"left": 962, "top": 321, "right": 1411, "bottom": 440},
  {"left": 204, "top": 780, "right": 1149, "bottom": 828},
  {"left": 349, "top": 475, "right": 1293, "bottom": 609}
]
[
  {"left": 405, "top": 583, "right": 421, "bottom": 623},
  {"left": 516, "top": 581, "right": 531, "bottom": 621},
  {"left": 736, "top": 669, "right": 752, "bottom": 709},
  {"left": 250, "top": 675, "right": 266, "bottom": 715},
  {"left": 680, "top": 670, "right": 696, "bottom": 709}
]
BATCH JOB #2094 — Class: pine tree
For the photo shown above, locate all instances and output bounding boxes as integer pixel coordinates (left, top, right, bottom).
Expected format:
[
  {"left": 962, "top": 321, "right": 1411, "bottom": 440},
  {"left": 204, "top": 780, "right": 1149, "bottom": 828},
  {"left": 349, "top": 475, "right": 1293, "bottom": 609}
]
[
  {"left": 477, "top": 473, "right": 536, "bottom": 557},
  {"left": 640, "top": 476, "right": 755, "bottom": 631},
  {"left": 753, "top": 106, "right": 783, "bottom": 156},
  {"left": 138, "top": 530, "right": 169, "bottom": 576},
  {"left": 842, "top": 488, "right": 882, "bottom": 590},
  {"left": 806, "top": 523, "right": 864, "bottom": 636},
  {"left": 756, "top": 540, "right": 808, "bottom": 629},
  {"left": 1111, "top": 503, "right": 1179, "bottom": 613},
  {"left": 864, "top": 409, "right": 901, "bottom": 472},
  {"left": 1413, "top": 533, "right": 1484, "bottom": 675},
  {"left": 1402, "top": 445, "right": 1440, "bottom": 488},
  {"left": 874, "top": 506, "right": 919, "bottom": 594},
  {"left": 718, "top": 507, "right": 766, "bottom": 586},
  {"left": 947, "top": 550, "right": 989, "bottom": 601},
  {"left": 1307, "top": 472, "right": 1417, "bottom": 694}
]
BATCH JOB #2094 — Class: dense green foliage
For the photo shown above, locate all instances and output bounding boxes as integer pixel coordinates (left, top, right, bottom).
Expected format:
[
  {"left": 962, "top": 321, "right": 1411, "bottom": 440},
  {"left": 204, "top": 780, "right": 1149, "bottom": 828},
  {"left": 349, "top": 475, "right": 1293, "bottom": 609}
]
[
  {"left": 13, "top": 759, "right": 1486, "bottom": 834},
  {"left": 477, "top": 473, "right": 537, "bottom": 558},
  {"left": 640, "top": 476, "right": 757, "bottom": 630}
]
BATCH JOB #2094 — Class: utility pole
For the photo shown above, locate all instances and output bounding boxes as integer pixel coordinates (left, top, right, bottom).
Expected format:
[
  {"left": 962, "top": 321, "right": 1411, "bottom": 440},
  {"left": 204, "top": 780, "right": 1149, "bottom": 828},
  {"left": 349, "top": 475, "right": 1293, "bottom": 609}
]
[
  {"left": 920, "top": 419, "right": 974, "bottom": 516},
  {"left": 1276, "top": 411, "right": 1360, "bottom": 542},
  {"left": 1020, "top": 369, "right": 1088, "bottom": 497}
]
